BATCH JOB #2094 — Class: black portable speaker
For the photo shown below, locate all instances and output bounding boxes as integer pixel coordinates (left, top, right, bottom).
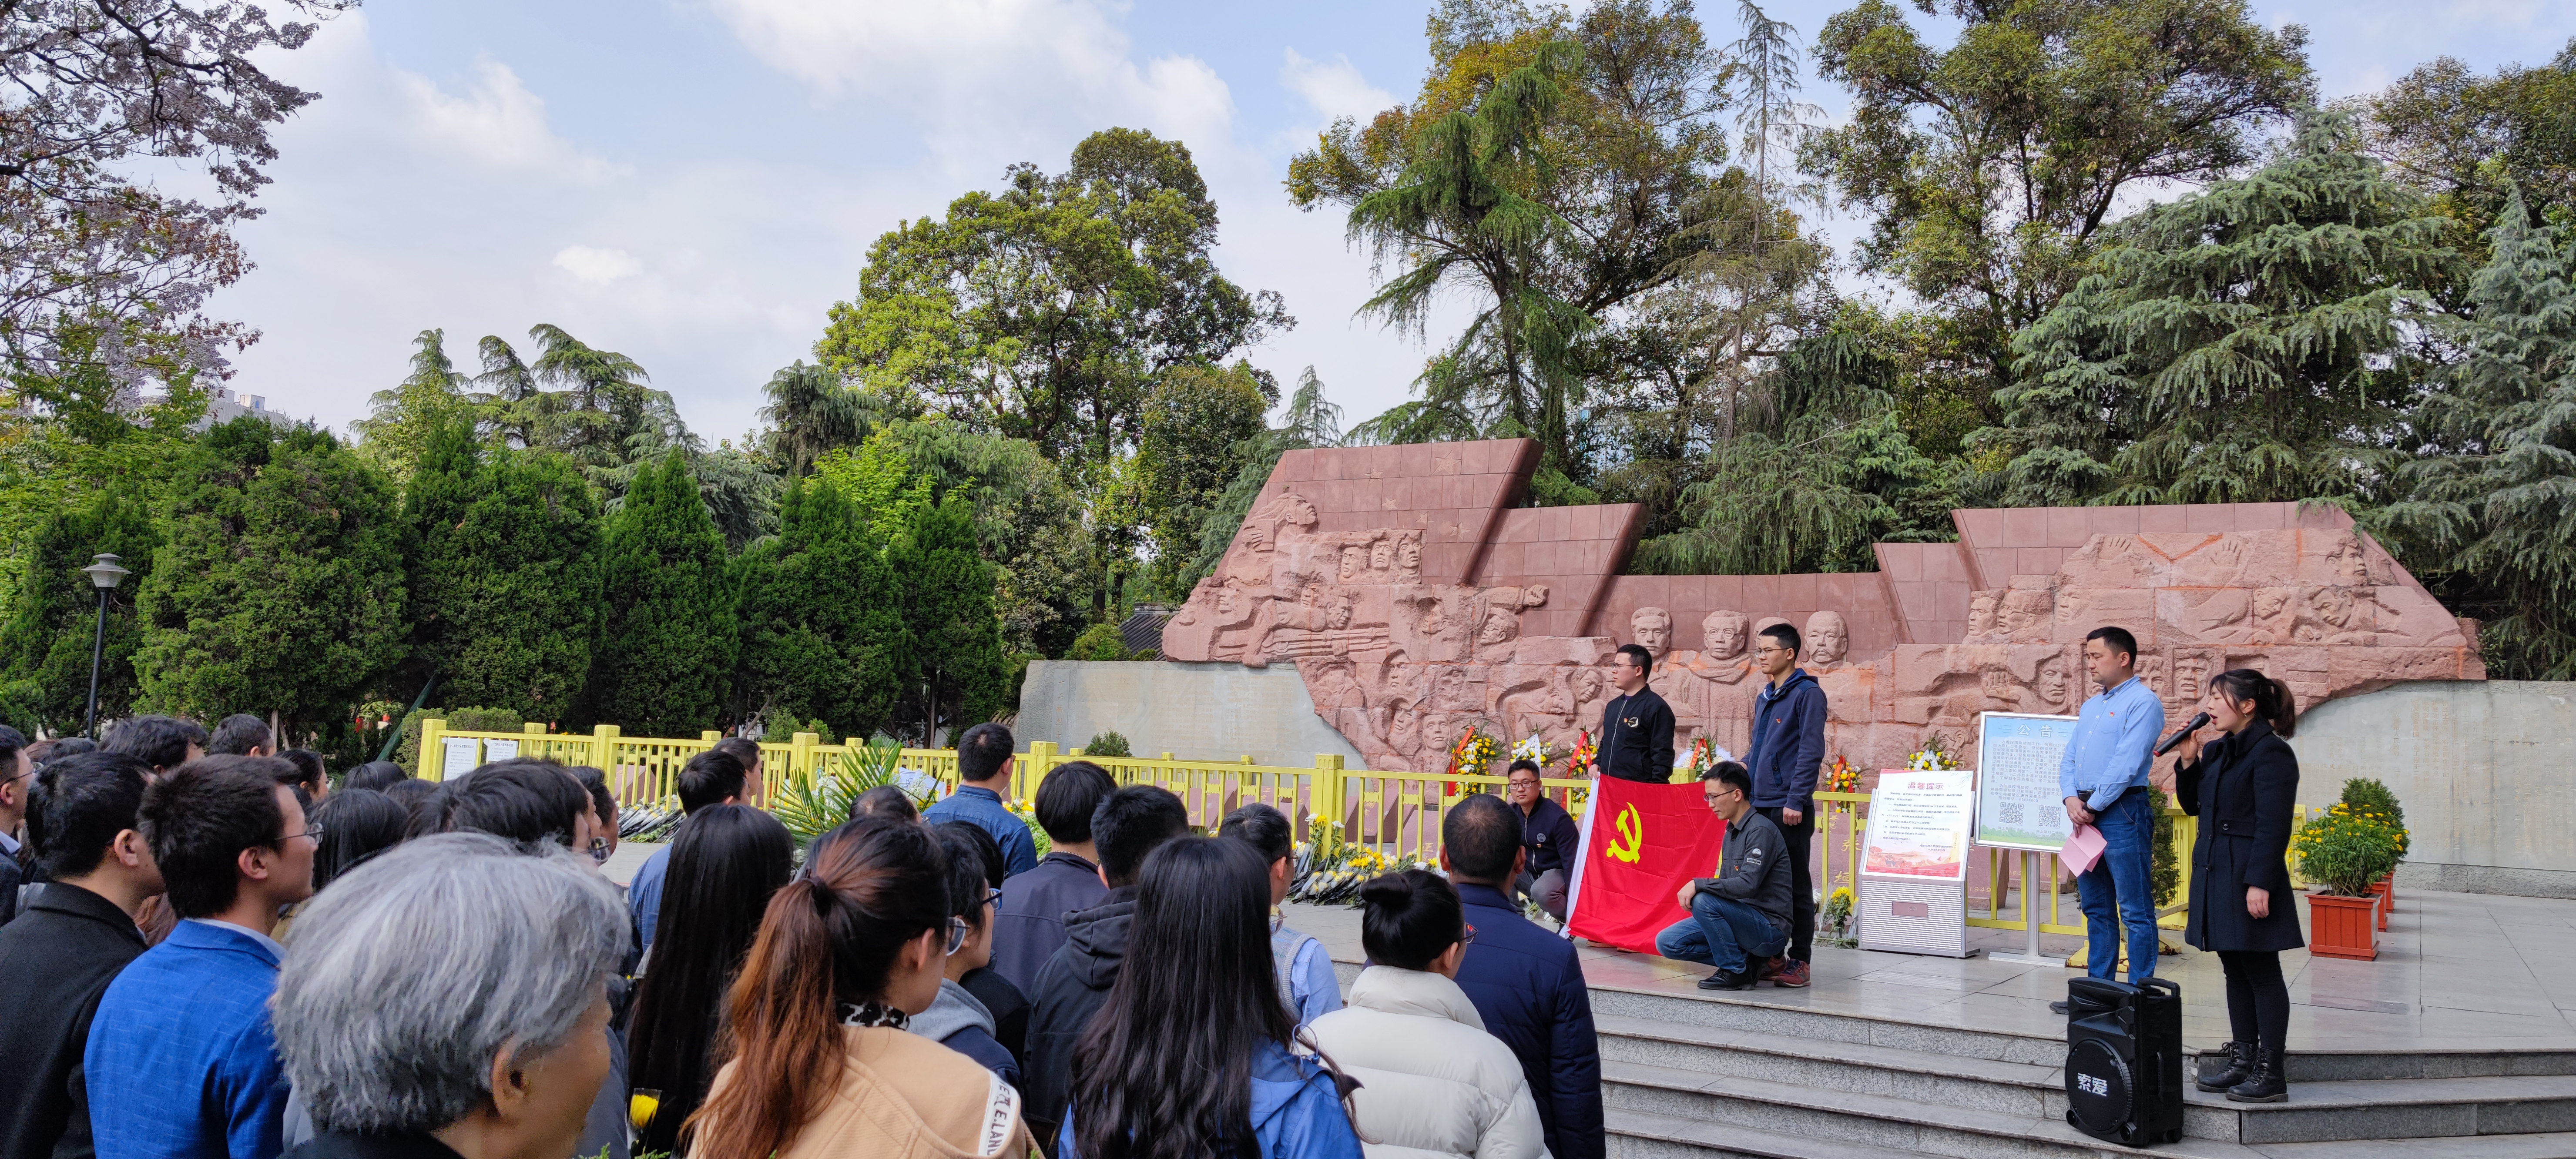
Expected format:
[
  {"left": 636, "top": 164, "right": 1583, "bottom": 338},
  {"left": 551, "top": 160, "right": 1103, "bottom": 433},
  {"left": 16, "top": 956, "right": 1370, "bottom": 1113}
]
[{"left": 2063, "top": 976, "right": 2184, "bottom": 1147}]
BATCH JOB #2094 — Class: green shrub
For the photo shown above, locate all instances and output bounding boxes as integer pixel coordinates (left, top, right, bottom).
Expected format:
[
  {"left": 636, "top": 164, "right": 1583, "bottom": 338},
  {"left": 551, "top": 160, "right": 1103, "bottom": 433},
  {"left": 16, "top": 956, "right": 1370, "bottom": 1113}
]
[
  {"left": 2150, "top": 787, "right": 2181, "bottom": 907},
  {"left": 759, "top": 716, "right": 840, "bottom": 744},
  {"left": 1063, "top": 623, "right": 1131, "bottom": 661},
  {"left": 2339, "top": 777, "right": 2409, "bottom": 860},
  {"left": 2293, "top": 804, "right": 2403, "bottom": 896},
  {"left": 1084, "top": 730, "right": 1132, "bottom": 758}
]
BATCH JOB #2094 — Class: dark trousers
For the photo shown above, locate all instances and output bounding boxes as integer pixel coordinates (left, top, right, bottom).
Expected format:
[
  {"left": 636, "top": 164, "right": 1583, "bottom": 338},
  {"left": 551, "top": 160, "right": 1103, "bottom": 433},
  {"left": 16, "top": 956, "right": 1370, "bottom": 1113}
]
[
  {"left": 1756, "top": 805, "right": 1816, "bottom": 961},
  {"left": 2219, "top": 949, "right": 2290, "bottom": 1053}
]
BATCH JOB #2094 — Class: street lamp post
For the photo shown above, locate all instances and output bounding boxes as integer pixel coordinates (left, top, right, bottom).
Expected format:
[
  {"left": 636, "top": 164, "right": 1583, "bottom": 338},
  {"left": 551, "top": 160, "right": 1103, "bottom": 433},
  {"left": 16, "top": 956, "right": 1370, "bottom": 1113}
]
[{"left": 79, "top": 553, "right": 130, "bottom": 736}]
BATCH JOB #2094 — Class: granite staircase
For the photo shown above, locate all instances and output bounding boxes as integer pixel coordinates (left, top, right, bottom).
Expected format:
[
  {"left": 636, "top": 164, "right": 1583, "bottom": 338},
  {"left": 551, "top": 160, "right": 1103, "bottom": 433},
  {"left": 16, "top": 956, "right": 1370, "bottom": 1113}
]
[{"left": 1582, "top": 982, "right": 2576, "bottom": 1159}]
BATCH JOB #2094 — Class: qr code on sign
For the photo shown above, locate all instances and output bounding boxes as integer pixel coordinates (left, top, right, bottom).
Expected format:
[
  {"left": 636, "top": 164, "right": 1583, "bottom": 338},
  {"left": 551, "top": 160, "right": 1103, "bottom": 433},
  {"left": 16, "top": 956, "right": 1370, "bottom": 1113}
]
[{"left": 2001, "top": 802, "right": 2025, "bottom": 825}]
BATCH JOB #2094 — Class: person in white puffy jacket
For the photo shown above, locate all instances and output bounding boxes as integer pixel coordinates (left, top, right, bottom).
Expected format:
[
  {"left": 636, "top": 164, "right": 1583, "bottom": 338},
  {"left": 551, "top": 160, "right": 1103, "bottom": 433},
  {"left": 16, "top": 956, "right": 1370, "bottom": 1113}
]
[{"left": 1306, "top": 869, "right": 1552, "bottom": 1159}]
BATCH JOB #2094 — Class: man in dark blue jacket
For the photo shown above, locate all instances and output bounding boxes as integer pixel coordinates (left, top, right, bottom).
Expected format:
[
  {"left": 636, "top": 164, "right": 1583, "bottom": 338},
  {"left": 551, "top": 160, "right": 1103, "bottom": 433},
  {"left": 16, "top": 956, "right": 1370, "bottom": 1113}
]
[
  {"left": 1505, "top": 758, "right": 1580, "bottom": 920},
  {"left": 1441, "top": 793, "right": 1603, "bottom": 1159},
  {"left": 1744, "top": 620, "right": 1826, "bottom": 988}
]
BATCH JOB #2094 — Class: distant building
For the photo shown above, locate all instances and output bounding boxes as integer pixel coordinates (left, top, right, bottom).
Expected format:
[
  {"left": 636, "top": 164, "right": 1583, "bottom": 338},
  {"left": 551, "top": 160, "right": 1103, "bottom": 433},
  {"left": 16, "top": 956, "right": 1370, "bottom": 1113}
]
[{"left": 184, "top": 386, "right": 298, "bottom": 432}]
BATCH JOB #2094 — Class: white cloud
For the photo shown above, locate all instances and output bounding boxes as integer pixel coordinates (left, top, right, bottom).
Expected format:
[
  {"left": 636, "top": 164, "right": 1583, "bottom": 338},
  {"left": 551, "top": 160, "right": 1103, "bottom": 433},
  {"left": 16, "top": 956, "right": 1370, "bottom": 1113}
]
[
  {"left": 552, "top": 246, "right": 644, "bottom": 285},
  {"left": 1281, "top": 48, "right": 1396, "bottom": 124},
  {"left": 704, "top": 0, "right": 1237, "bottom": 174}
]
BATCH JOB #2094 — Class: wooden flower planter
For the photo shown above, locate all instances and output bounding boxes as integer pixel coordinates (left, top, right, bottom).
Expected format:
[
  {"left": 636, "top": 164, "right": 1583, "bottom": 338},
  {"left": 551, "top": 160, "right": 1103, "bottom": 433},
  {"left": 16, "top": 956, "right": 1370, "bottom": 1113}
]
[
  {"left": 2307, "top": 892, "right": 2379, "bottom": 960},
  {"left": 2369, "top": 878, "right": 2393, "bottom": 931},
  {"left": 2373, "top": 875, "right": 2396, "bottom": 912}
]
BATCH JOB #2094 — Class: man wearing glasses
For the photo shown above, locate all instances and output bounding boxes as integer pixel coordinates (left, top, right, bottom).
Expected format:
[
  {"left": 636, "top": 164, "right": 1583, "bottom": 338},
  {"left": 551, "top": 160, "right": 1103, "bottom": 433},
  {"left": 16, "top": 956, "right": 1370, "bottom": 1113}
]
[
  {"left": 1599, "top": 643, "right": 1676, "bottom": 783},
  {"left": 1656, "top": 762, "right": 1792, "bottom": 990},
  {"left": 85, "top": 755, "right": 317, "bottom": 1159},
  {"left": 1744, "top": 621, "right": 1826, "bottom": 988},
  {"left": 1504, "top": 759, "right": 1580, "bottom": 921}
]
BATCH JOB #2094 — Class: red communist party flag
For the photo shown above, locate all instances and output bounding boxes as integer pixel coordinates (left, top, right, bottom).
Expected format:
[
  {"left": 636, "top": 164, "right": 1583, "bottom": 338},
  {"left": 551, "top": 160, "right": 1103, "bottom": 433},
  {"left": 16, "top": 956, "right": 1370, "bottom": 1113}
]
[{"left": 1563, "top": 776, "right": 1731, "bottom": 954}]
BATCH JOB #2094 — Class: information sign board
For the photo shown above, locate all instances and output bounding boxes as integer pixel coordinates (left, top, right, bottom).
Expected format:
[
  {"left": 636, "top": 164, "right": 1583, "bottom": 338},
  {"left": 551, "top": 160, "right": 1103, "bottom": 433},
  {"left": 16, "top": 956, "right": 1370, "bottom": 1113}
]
[{"left": 1974, "top": 712, "right": 2080, "bottom": 852}]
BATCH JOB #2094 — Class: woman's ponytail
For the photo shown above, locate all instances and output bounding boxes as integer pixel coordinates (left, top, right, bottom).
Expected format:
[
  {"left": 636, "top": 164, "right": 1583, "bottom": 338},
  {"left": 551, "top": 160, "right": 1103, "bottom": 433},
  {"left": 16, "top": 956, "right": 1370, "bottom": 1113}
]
[
  {"left": 2264, "top": 677, "right": 2298, "bottom": 739},
  {"left": 687, "top": 876, "right": 843, "bottom": 1159}
]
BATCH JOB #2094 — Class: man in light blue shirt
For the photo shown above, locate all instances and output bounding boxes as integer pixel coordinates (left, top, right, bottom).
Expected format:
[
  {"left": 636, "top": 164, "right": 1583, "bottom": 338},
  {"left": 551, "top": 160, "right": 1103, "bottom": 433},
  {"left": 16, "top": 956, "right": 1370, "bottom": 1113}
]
[
  {"left": 921, "top": 723, "right": 1038, "bottom": 878},
  {"left": 2055, "top": 626, "right": 2165, "bottom": 1003}
]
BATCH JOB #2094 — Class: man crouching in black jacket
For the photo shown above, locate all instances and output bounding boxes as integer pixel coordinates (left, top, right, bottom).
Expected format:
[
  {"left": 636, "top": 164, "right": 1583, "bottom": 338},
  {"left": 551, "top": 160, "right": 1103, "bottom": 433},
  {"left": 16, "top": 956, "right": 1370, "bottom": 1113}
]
[{"left": 1654, "top": 762, "right": 1793, "bottom": 990}]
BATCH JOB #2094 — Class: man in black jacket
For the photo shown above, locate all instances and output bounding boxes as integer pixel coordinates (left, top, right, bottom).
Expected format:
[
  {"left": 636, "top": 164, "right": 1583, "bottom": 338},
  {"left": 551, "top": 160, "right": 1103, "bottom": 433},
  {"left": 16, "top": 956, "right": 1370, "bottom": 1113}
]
[
  {"left": 1022, "top": 784, "right": 1190, "bottom": 1156},
  {"left": 1599, "top": 643, "right": 1675, "bottom": 782},
  {"left": 1655, "top": 762, "right": 1792, "bottom": 990},
  {"left": 992, "top": 761, "right": 1117, "bottom": 993},
  {"left": 0, "top": 751, "right": 161, "bottom": 1159},
  {"left": 1504, "top": 759, "right": 1580, "bottom": 920},
  {"left": 1443, "top": 793, "right": 1603, "bottom": 1159},
  {"left": 0, "top": 724, "right": 28, "bottom": 925}
]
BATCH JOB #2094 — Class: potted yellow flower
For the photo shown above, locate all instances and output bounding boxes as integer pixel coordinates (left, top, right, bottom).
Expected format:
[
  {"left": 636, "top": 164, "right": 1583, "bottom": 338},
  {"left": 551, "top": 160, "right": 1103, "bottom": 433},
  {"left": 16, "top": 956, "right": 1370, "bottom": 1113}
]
[{"left": 2291, "top": 803, "right": 2403, "bottom": 960}]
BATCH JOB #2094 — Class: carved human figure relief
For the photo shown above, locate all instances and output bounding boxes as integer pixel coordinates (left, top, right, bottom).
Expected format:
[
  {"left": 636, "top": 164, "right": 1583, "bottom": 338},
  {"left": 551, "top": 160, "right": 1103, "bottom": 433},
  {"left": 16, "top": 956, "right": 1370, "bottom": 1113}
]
[
  {"left": 1806, "top": 610, "right": 1850, "bottom": 668},
  {"left": 1967, "top": 591, "right": 2002, "bottom": 642}
]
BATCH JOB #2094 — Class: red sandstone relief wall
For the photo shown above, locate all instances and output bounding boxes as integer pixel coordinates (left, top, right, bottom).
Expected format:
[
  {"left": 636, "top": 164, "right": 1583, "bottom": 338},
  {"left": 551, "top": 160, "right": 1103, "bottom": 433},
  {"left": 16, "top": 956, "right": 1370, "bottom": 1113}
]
[{"left": 1159, "top": 439, "right": 2484, "bottom": 780}]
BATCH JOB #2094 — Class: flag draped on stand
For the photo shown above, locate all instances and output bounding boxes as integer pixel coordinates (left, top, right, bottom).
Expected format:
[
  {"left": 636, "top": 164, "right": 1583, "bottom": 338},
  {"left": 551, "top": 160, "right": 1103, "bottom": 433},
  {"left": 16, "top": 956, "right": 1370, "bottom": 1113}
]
[{"left": 1563, "top": 776, "right": 1732, "bottom": 954}]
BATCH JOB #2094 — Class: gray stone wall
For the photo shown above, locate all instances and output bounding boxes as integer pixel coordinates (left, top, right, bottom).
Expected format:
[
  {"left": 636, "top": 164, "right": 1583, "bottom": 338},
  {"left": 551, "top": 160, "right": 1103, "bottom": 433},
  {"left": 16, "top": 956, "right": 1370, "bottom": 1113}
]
[
  {"left": 1015, "top": 660, "right": 1366, "bottom": 769},
  {"left": 2292, "top": 680, "right": 2576, "bottom": 898}
]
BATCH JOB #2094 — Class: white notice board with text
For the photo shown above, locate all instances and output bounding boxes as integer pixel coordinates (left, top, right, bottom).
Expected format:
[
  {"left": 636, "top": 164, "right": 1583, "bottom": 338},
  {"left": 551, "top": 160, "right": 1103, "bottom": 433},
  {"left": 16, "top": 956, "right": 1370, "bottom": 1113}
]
[{"left": 1973, "top": 711, "right": 2079, "bottom": 852}]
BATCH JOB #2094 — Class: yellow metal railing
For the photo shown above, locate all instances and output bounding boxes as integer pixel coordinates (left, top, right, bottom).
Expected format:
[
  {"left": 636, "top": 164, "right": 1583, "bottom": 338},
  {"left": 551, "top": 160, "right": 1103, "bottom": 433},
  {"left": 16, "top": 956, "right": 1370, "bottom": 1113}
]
[{"left": 414, "top": 721, "right": 2312, "bottom": 932}]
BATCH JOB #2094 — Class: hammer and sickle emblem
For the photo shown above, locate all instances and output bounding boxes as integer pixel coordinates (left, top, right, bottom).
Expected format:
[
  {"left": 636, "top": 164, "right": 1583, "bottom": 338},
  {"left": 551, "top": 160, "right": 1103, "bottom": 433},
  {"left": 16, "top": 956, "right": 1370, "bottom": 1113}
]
[{"left": 1608, "top": 803, "right": 1644, "bottom": 864}]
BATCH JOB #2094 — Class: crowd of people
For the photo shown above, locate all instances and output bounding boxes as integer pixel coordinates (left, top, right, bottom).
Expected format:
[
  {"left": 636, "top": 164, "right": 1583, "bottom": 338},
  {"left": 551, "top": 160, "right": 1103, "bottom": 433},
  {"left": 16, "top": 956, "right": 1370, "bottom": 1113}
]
[
  {"left": 0, "top": 716, "right": 1612, "bottom": 1159},
  {"left": 0, "top": 618, "right": 2308, "bottom": 1158}
]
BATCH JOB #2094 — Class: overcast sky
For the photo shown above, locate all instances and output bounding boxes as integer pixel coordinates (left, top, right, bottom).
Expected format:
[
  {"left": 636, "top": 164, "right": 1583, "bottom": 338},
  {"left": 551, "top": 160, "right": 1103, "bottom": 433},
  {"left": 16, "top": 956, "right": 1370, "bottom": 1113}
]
[{"left": 216, "top": 0, "right": 2576, "bottom": 444}]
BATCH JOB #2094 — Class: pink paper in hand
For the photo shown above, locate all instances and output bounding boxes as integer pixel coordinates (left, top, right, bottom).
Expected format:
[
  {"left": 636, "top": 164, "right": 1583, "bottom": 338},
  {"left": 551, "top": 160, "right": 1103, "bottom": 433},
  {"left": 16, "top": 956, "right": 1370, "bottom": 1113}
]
[{"left": 2059, "top": 823, "right": 2106, "bottom": 877}]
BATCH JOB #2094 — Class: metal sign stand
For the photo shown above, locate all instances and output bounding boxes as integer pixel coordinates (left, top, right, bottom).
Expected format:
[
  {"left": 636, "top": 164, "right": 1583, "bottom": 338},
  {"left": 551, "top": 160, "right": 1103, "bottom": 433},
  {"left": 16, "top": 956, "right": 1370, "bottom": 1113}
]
[{"left": 1988, "top": 849, "right": 2068, "bottom": 967}]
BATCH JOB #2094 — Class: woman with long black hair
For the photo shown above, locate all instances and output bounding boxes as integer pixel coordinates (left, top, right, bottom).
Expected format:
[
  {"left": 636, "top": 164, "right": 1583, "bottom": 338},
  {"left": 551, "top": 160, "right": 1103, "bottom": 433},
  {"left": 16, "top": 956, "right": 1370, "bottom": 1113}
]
[
  {"left": 1062, "top": 836, "right": 1362, "bottom": 1159},
  {"left": 626, "top": 804, "right": 795, "bottom": 1153},
  {"left": 2176, "top": 668, "right": 2303, "bottom": 1104},
  {"left": 688, "top": 817, "right": 1033, "bottom": 1159}
]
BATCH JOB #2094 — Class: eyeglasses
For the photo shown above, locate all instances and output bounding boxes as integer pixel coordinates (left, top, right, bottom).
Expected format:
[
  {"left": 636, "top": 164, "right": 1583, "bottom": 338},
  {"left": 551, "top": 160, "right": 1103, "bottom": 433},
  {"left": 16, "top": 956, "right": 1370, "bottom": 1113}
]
[
  {"left": 588, "top": 837, "right": 611, "bottom": 865},
  {"left": 981, "top": 887, "right": 1003, "bottom": 910},
  {"left": 1461, "top": 924, "right": 1479, "bottom": 945},
  {"left": 268, "top": 822, "right": 325, "bottom": 848},
  {"left": 942, "top": 916, "right": 971, "bottom": 955}
]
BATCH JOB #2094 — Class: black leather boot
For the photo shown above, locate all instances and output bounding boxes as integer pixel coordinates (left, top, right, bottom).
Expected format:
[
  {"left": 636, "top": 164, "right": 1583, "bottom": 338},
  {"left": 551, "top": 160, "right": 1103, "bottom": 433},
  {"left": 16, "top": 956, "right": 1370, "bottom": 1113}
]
[
  {"left": 2196, "top": 1041, "right": 2252, "bottom": 1092},
  {"left": 2227, "top": 1045, "right": 2288, "bottom": 1103}
]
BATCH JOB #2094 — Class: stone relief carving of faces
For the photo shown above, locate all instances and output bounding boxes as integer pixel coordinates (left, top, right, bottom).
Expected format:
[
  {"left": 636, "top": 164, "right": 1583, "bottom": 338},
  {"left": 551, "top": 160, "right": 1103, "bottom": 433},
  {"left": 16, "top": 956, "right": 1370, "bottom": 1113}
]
[
  {"left": 1805, "top": 611, "right": 1848, "bottom": 666},
  {"left": 1968, "top": 592, "right": 2000, "bottom": 637},
  {"left": 1631, "top": 606, "right": 1672, "bottom": 658},
  {"left": 2308, "top": 585, "right": 2355, "bottom": 629},
  {"left": 1215, "top": 585, "right": 1240, "bottom": 616},
  {"left": 2001, "top": 590, "right": 2053, "bottom": 637},
  {"left": 1478, "top": 607, "right": 1519, "bottom": 646},
  {"left": 1369, "top": 538, "right": 1393, "bottom": 571},
  {"left": 2172, "top": 654, "right": 2210, "bottom": 703},
  {"left": 2253, "top": 586, "right": 2293, "bottom": 621},
  {"left": 2036, "top": 653, "right": 2071, "bottom": 707},
  {"left": 1397, "top": 534, "right": 1423, "bottom": 570},
  {"left": 1702, "top": 611, "right": 1748, "bottom": 659},
  {"left": 1574, "top": 667, "right": 1606, "bottom": 700},
  {"left": 2324, "top": 534, "right": 2368, "bottom": 586},
  {"left": 1325, "top": 592, "right": 1356, "bottom": 630},
  {"left": 1340, "top": 545, "right": 1365, "bottom": 581}
]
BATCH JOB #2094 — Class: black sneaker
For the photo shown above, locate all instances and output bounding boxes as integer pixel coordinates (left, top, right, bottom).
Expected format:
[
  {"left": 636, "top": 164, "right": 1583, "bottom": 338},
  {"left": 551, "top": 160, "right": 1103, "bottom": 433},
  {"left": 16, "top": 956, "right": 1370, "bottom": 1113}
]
[
  {"left": 1698, "top": 968, "right": 1755, "bottom": 991},
  {"left": 2049, "top": 1000, "right": 2072, "bottom": 1015}
]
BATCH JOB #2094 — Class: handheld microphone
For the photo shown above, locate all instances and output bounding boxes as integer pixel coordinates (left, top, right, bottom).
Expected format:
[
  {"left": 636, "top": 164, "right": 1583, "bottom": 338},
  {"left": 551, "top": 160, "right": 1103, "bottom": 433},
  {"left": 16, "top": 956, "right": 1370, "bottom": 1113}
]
[{"left": 2154, "top": 713, "right": 2211, "bottom": 757}]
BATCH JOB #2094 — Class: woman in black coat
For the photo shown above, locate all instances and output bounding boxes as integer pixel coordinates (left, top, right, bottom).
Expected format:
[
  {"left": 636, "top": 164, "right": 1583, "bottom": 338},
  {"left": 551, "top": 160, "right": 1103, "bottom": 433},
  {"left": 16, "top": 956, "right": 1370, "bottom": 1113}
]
[{"left": 2175, "top": 668, "right": 2302, "bottom": 1105}]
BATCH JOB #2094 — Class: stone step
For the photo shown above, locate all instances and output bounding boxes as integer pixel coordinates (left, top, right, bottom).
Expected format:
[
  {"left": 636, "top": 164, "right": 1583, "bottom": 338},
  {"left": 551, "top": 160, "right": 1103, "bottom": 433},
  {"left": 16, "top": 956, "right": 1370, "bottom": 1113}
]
[
  {"left": 2178, "top": 1075, "right": 2576, "bottom": 1145},
  {"left": 1595, "top": 1014, "right": 2062, "bottom": 1118},
  {"left": 2256, "top": 1132, "right": 2576, "bottom": 1159},
  {"left": 1601, "top": 1059, "right": 2262, "bottom": 1159},
  {"left": 1596, "top": 1008, "right": 2576, "bottom": 1145},
  {"left": 1607, "top": 1107, "right": 1937, "bottom": 1159}
]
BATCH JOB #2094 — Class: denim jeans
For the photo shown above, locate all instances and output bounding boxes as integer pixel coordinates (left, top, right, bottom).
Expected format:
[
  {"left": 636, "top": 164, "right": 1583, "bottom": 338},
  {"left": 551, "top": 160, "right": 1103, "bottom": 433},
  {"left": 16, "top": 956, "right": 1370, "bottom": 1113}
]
[
  {"left": 1655, "top": 891, "right": 1789, "bottom": 973},
  {"left": 2076, "top": 787, "right": 2158, "bottom": 982}
]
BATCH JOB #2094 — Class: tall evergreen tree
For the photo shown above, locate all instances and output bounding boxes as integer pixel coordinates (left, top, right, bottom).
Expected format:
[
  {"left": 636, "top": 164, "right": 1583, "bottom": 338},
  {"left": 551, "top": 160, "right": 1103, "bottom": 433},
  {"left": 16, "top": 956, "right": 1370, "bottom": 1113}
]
[
  {"left": 133, "top": 419, "right": 409, "bottom": 732},
  {"left": 403, "top": 419, "right": 608, "bottom": 720},
  {"left": 889, "top": 493, "right": 1008, "bottom": 744},
  {"left": 1996, "top": 112, "right": 2459, "bottom": 506},
  {"left": 0, "top": 480, "right": 161, "bottom": 731},
  {"left": 2385, "top": 189, "right": 2576, "bottom": 678},
  {"left": 733, "top": 476, "right": 903, "bottom": 737},
  {"left": 588, "top": 450, "right": 736, "bottom": 735}
]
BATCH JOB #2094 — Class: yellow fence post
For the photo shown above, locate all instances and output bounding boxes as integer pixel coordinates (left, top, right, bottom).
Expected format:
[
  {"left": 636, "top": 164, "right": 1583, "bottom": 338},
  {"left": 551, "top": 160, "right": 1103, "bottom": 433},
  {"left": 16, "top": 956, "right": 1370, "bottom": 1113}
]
[
  {"left": 418, "top": 718, "right": 449, "bottom": 781},
  {"left": 792, "top": 733, "right": 818, "bottom": 785},
  {"left": 591, "top": 724, "right": 620, "bottom": 794},
  {"left": 1026, "top": 743, "right": 1059, "bottom": 801},
  {"left": 1313, "top": 754, "right": 1344, "bottom": 854}
]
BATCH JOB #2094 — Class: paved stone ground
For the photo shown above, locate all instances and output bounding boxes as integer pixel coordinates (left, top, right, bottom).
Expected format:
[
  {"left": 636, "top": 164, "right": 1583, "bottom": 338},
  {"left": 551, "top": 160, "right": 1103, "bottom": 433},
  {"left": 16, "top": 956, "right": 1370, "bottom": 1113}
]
[{"left": 1285, "top": 886, "right": 2576, "bottom": 1054}]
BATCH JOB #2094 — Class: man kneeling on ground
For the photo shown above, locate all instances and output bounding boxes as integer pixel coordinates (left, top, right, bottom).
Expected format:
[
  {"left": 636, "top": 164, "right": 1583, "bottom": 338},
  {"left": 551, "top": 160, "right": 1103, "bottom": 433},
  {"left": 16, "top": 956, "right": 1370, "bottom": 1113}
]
[{"left": 1655, "top": 762, "right": 1794, "bottom": 990}]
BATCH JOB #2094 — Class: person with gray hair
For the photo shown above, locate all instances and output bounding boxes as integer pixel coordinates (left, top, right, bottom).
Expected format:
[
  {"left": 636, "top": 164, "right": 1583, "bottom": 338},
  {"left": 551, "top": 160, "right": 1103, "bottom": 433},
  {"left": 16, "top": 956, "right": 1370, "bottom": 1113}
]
[{"left": 272, "top": 833, "right": 627, "bottom": 1159}]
